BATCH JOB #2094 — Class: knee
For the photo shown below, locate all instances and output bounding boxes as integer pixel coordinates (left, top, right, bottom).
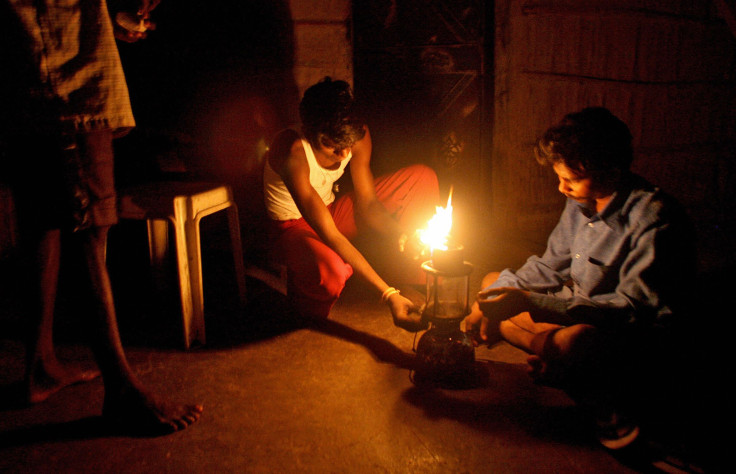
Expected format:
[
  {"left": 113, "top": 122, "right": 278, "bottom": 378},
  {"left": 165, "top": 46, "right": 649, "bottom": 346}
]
[
  {"left": 292, "top": 255, "right": 352, "bottom": 301},
  {"left": 412, "top": 164, "right": 439, "bottom": 194},
  {"left": 565, "top": 323, "right": 598, "bottom": 343},
  {"left": 480, "top": 271, "right": 501, "bottom": 290},
  {"left": 554, "top": 324, "right": 599, "bottom": 361},
  {"left": 288, "top": 259, "right": 351, "bottom": 319},
  {"left": 410, "top": 163, "right": 438, "bottom": 182},
  {"left": 498, "top": 318, "right": 515, "bottom": 337},
  {"left": 319, "top": 259, "right": 352, "bottom": 299},
  {"left": 397, "top": 164, "right": 438, "bottom": 192}
]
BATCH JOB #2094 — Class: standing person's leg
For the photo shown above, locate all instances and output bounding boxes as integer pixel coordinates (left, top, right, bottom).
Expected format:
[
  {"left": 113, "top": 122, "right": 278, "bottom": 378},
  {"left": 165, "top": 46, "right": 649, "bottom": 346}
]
[
  {"left": 6, "top": 134, "right": 101, "bottom": 404},
  {"left": 23, "top": 228, "right": 101, "bottom": 403},
  {"left": 79, "top": 224, "right": 202, "bottom": 432},
  {"left": 270, "top": 218, "right": 353, "bottom": 319},
  {"left": 69, "top": 130, "right": 202, "bottom": 433}
]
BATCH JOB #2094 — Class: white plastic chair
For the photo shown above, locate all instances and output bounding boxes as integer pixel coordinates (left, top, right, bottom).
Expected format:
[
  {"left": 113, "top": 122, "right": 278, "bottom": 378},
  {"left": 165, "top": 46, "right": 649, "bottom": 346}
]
[{"left": 118, "top": 181, "right": 247, "bottom": 349}]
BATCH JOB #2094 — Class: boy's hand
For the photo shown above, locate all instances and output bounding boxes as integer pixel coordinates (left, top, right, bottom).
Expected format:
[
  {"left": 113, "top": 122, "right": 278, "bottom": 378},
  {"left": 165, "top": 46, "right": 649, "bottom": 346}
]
[
  {"left": 476, "top": 287, "right": 530, "bottom": 322},
  {"left": 388, "top": 293, "right": 428, "bottom": 332},
  {"left": 111, "top": 0, "right": 160, "bottom": 43}
]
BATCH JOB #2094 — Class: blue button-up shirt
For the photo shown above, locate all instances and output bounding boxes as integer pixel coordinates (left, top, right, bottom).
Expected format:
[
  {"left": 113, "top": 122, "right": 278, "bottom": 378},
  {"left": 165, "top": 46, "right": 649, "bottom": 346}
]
[{"left": 490, "top": 174, "right": 694, "bottom": 330}]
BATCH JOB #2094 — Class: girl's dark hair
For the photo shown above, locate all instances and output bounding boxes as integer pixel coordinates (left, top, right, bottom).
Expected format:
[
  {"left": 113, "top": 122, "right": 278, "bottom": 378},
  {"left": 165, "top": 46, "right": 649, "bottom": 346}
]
[
  {"left": 534, "top": 107, "right": 633, "bottom": 177},
  {"left": 299, "top": 77, "right": 366, "bottom": 150}
]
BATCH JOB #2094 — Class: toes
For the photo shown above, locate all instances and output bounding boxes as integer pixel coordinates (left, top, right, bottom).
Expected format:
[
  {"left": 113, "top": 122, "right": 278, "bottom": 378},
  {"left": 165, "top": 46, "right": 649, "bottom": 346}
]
[
  {"left": 171, "top": 419, "right": 187, "bottom": 431},
  {"left": 164, "top": 404, "right": 203, "bottom": 431}
]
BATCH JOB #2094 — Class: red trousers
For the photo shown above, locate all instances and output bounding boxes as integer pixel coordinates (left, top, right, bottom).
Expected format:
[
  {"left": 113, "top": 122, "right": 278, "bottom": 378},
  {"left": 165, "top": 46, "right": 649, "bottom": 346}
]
[{"left": 268, "top": 164, "right": 439, "bottom": 318}]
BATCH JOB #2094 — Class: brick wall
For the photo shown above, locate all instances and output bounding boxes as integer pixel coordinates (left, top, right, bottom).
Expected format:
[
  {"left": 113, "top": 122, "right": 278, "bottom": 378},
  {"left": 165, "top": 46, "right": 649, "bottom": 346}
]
[{"left": 290, "top": 0, "right": 353, "bottom": 94}]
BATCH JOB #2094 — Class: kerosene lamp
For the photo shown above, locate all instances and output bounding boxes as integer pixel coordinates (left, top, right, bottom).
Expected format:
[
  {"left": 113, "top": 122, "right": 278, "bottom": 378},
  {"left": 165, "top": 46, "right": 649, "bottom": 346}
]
[{"left": 413, "top": 191, "right": 475, "bottom": 387}]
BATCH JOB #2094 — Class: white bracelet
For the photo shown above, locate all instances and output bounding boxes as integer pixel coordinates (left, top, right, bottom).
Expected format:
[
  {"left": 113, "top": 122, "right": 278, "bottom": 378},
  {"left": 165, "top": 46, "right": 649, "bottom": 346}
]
[{"left": 381, "top": 287, "right": 400, "bottom": 303}]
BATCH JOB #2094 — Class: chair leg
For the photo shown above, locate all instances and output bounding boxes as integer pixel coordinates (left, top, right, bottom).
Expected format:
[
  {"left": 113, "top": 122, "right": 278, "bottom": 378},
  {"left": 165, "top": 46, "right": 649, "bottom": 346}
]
[
  {"left": 184, "top": 210, "right": 206, "bottom": 349},
  {"left": 227, "top": 204, "right": 248, "bottom": 307},
  {"left": 146, "top": 218, "right": 171, "bottom": 295},
  {"left": 172, "top": 201, "right": 201, "bottom": 349}
]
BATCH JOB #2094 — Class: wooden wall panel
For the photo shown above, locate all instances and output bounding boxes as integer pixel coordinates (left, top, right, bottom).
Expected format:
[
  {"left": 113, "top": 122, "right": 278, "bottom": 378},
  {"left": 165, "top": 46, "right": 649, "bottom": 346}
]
[
  {"left": 522, "top": 0, "right": 715, "bottom": 18},
  {"left": 522, "top": 10, "right": 734, "bottom": 82},
  {"left": 634, "top": 147, "right": 720, "bottom": 215}
]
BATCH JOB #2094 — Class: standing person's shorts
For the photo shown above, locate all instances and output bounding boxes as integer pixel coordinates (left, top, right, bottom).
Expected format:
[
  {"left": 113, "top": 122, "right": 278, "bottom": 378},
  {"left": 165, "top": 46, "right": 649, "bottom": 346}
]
[{"left": 1, "top": 129, "right": 117, "bottom": 234}]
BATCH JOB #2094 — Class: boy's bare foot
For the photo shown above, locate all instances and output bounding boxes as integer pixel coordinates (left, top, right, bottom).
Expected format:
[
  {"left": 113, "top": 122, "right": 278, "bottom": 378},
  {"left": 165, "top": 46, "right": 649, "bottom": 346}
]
[
  {"left": 102, "top": 385, "right": 203, "bottom": 435},
  {"left": 26, "top": 363, "right": 101, "bottom": 404},
  {"left": 526, "top": 355, "right": 545, "bottom": 379},
  {"left": 526, "top": 355, "right": 565, "bottom": 388}
]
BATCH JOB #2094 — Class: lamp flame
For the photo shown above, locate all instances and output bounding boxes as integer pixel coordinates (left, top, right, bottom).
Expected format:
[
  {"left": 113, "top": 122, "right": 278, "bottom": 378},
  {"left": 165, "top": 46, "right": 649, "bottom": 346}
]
[{"left": 418, "top": 187, "right": 453, "bottom": 251}]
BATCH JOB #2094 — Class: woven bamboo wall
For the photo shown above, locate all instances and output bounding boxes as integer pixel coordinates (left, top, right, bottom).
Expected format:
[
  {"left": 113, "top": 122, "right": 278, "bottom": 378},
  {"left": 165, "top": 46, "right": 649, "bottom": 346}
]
[{"left": 490, "top": 0, "right": 736, "bottom": 272}]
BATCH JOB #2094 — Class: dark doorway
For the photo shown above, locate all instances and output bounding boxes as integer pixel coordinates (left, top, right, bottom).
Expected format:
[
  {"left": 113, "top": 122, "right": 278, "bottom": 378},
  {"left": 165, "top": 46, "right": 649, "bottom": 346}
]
[{"left": 353, "top": 0, "right": 494, "bottom": 258}]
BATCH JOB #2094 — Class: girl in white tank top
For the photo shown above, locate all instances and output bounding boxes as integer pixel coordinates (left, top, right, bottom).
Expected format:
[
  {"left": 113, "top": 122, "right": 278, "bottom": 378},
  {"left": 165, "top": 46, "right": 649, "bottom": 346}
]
[{"left": 264, "top": 137, "right": 351, "bottom": 221}]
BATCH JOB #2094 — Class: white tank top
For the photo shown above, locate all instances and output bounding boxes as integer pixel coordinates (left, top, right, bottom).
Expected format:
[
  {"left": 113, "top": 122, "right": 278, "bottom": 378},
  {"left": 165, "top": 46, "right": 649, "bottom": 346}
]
[{"left": 264, "top": 138, "right": 351, "bottom": 221}]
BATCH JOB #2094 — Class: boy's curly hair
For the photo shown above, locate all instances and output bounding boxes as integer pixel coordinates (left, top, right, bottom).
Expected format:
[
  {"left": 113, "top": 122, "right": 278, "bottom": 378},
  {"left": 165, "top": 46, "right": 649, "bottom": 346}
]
[{"left": 534, "top": 107, "right": 633, "bottom": 177}]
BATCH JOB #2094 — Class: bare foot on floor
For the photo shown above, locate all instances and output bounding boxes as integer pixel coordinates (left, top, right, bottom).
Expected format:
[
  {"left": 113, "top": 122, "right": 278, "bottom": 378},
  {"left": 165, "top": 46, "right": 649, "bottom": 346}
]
[
  {"left": 103, "top": 386, "right": 203, "bottom": 435},
  {"left": 26, "top": 364, "right": 101, "bottom": 404}
]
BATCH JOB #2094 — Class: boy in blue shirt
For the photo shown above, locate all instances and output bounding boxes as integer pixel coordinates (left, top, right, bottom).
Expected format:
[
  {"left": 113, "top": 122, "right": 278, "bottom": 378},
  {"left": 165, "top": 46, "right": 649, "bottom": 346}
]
[{"left": 465, "top": 107, "right": 694, "bottom": 449}]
